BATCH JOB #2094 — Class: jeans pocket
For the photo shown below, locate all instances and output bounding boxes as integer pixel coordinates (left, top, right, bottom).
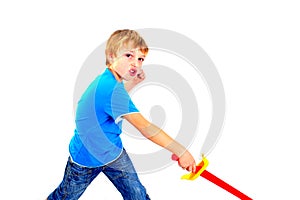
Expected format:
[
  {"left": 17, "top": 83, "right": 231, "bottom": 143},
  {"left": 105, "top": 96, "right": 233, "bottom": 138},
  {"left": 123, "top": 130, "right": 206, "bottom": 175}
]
[{"left": 65, "top": 159, "right": 94, "bottom": 188}]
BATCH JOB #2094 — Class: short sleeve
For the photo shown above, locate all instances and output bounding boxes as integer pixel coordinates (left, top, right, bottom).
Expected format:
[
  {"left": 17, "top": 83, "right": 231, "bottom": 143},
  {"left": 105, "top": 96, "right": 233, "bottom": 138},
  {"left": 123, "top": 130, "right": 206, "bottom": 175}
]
[{"left": 105, "top": 83, "right": 139, "bottom": 124}]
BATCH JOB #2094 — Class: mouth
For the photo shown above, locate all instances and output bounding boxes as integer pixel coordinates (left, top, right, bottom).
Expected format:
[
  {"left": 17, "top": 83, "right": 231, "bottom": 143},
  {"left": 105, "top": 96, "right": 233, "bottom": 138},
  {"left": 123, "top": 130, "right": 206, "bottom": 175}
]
[{"left": 129, "top": 68, "right": 137, "bottom": 77}]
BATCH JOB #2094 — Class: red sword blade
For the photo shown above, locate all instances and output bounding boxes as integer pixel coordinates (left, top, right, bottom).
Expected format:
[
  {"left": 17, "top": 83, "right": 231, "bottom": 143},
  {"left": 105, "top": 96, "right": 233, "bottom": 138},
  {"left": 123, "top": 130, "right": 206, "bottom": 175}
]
[{"left": 200, "top": 170, "right": 252, "bottom": 200}]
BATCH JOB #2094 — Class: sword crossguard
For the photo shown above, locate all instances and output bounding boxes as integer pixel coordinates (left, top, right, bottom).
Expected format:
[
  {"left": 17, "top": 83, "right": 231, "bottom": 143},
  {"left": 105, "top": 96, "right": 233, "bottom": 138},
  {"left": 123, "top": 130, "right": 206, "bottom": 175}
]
[{"left": 171, "top": 153, "right": 209, "bottom": 181}]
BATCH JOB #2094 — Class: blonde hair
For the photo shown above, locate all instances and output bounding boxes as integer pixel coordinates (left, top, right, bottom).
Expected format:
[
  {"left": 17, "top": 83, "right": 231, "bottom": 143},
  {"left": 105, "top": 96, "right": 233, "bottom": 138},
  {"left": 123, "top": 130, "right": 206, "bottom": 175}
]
[{"left": 105, "top": 29, "right": 149, "bottom": 66}]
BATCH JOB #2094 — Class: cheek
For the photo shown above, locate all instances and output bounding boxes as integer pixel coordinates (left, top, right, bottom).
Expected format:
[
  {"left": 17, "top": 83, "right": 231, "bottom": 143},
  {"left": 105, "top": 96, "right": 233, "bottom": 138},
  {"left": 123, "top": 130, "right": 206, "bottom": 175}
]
[{"left": 116, "top": 61, "right": 129, "bottom": 74}]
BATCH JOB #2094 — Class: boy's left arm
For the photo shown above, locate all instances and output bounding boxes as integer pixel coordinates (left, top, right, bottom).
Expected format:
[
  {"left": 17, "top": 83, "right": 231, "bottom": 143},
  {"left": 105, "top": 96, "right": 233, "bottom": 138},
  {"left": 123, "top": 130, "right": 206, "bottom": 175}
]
[{"left": 124, "top": 70, "right": 145, "bottom": 92}]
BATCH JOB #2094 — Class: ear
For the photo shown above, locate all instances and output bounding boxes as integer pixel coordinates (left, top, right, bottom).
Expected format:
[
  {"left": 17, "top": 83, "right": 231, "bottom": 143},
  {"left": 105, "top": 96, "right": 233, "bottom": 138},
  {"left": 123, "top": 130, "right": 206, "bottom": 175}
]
[{"left": 108, "top": 53, "right": 116, "bottom": 63}]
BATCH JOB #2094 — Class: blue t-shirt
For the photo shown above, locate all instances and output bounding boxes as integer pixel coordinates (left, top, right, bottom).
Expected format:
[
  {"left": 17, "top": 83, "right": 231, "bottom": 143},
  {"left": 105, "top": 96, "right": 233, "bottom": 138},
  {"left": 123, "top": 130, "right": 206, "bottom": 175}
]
[{"left": 69, "top": 68, "right": 139, "bottom": 167}]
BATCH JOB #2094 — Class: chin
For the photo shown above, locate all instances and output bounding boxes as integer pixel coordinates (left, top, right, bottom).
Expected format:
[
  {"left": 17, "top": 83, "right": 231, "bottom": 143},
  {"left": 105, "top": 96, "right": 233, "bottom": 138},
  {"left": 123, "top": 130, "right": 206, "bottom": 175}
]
[
  {"left": 124, "top": 75, "right": 135, "bottom": 81},
  {"left": 123, "top": 76, "right": 132, "bottom": 82}
]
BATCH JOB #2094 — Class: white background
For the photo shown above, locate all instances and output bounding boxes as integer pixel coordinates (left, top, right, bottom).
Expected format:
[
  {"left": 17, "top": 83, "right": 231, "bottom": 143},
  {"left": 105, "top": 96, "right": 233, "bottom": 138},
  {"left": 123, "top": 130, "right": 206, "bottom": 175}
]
[{"left": 1, "top": 0, "right": 299, "bottom": 199}]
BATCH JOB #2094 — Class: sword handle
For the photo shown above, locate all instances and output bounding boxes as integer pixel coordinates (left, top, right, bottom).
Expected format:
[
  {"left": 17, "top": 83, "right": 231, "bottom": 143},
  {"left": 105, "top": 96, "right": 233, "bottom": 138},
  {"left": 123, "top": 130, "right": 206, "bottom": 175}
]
[{"left": 171, "top": 154, "right": 179, "bottom": 161}]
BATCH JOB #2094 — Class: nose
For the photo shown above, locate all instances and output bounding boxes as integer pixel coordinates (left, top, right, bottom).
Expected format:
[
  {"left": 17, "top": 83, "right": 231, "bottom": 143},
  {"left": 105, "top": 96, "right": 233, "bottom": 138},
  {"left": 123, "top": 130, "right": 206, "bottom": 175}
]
[{"left": 131, "top": 59, "right": 141, "bottom": 68}]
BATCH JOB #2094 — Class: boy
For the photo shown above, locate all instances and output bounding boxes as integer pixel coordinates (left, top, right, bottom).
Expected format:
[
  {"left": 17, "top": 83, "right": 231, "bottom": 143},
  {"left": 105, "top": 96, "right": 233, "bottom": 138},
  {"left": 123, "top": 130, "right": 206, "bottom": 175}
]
[{"left": 47, "top": 29, "right": 196, "bottom": 200}]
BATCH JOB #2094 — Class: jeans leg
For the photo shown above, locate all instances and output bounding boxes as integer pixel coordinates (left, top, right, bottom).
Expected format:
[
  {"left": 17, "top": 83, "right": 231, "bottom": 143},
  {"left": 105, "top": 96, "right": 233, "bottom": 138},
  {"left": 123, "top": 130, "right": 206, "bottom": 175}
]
[
  {"left": 103, "top": 149, "right": 151, "bottom": 200},
  {"left": 47, "top": 157, "right": 102, "bottom": 200}
]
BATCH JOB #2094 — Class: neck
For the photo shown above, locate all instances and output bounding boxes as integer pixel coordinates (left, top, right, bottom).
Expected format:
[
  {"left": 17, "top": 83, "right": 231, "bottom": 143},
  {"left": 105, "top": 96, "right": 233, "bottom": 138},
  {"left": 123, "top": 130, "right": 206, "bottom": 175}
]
[{"left": 108, "top": 67, "right": 122, "bottom": 82}]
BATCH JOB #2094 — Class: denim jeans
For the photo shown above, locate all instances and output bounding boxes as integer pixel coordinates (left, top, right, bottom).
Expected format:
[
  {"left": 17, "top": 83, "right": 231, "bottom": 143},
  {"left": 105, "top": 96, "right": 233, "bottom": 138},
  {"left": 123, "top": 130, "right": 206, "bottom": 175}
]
[{"left": 47, "top": 149, "right": 150, "bottom": 200}]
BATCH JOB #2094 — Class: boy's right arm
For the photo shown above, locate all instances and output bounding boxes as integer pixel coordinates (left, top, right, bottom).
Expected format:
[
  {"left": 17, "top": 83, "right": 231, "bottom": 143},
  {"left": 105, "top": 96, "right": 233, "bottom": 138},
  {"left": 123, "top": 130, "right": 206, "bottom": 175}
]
[{"left": 123, "top": 113, "right": 196, "bottom": 172}]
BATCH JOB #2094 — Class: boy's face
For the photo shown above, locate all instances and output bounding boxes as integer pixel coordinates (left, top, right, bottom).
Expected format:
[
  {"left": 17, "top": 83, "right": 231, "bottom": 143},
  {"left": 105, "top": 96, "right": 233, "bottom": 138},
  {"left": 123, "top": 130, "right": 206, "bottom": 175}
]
[{"left": 109, "top": 47, "right": 146, "bottom": 81}]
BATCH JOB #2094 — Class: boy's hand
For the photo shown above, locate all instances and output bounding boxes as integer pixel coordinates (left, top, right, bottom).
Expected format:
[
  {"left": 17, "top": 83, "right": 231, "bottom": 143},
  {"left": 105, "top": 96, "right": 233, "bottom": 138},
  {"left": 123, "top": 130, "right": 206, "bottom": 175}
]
[
  {"left": 173, "top": 152, "right": 196, "bottom": 173},
  {"left": 134, "top": 69, "right": 146, "bottom": 84}
]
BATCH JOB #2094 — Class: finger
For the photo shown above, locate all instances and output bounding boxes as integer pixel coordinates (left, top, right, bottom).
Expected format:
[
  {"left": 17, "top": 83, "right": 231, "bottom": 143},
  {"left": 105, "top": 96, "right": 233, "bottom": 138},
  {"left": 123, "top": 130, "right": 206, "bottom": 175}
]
[
  {"left": 187, "top": 165, "right": 193, "bottom": 172},
  {"left": 138, "top": 73, "right": 145, "bottom": 79},
  {"left": 178, "top": 162, "right": 183, "bottom": 168},
  {"left": 190, "top": 161, "right": 196, "bottom": 172},
  {"left": 138, "top": 70, "right": 145, "bottom": 78},
  {"left": 179, "top": 163, "right": 185, "bottom": 170},
  {"left": 192, "top": 165, "right": 196, "bottom": 173},
  {"left": 137, "top": 73, "right": 144, "bottom": 79},
  {"left": 192, "top": 164, "right": 196, "bottom": 173}
]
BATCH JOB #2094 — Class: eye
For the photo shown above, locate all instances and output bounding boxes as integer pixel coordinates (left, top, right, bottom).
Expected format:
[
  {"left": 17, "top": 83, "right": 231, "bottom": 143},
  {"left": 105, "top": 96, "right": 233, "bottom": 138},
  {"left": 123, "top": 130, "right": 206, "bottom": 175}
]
[
  {"left": 125, "top": 53, "right": 133, "bottom": 58},
  {"left": 138, "top": 57, "right": 145, "bottom": 62}
]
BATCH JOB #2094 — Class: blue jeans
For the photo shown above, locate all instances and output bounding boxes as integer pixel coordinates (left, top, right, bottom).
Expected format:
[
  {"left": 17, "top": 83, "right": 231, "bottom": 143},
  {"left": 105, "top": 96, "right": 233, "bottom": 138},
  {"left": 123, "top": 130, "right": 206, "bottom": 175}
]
[{"left": 47, "top": 149, "right": 150, "bottom": 200}]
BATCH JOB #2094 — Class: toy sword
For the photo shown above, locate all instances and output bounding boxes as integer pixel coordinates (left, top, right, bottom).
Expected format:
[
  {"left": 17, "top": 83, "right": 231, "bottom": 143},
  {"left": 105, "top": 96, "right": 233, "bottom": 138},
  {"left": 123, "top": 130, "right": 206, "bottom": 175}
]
[{"left": 172, "top": 154, "right": 252, "bottom": 199}]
